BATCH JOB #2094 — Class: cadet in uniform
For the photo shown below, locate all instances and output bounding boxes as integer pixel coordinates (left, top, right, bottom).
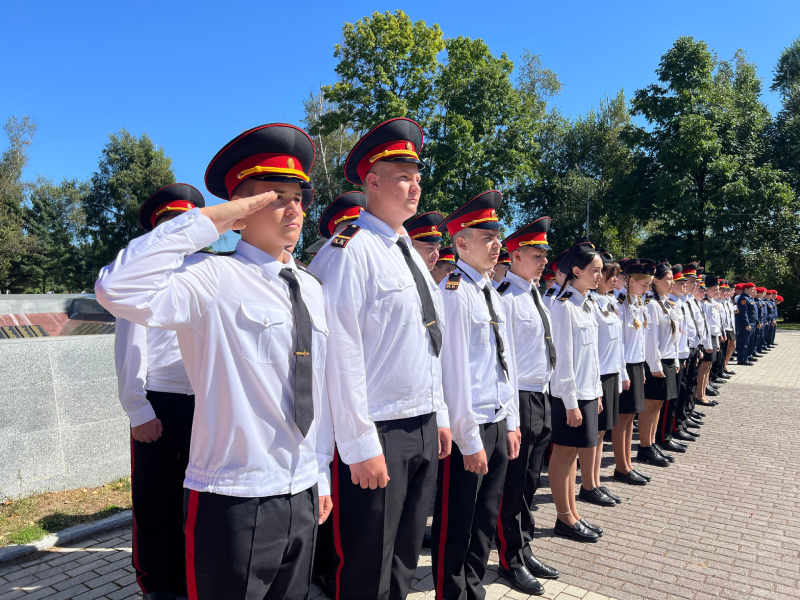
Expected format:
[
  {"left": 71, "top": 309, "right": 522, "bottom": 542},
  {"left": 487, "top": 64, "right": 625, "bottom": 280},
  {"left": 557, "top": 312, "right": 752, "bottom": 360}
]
[
  {"left": 116, "top": 184, "right": 203, "bottom": 600},
  {"left": 431, "top": 246, "right": 457, "bottom": 284},
  {"left": 97, "top": 124, "right": 335, "bottom": 600},
  {"left": 433, "top": 191, "right": 520, "bottom": 600},
  {"left": 492, "top": 251, "right": 511, "bottom": 287},
  {"left": 658, "top": 265, "right": 689, "bottom": 453},
  {"left": 406, "top": 211, "right": 445, "bottom": 271},
  {"left": 310, "top": 118, "right": 452, "bottom": 600},
  {"left": 542, "top": 250, "right": 568, "bottom": 308},
  {"left": 494, "top": 217, "right": 560, "bottom": 595}
]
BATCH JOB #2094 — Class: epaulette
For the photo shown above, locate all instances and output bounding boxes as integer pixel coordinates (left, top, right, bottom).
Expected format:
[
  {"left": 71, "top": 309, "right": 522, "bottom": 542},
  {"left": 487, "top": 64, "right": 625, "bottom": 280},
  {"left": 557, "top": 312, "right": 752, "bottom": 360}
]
[
  {"left": 556, "top": 291, "right": 573, "bottom": 302},
  {"left": 329, "top": 224, "right": 361, "bottom": 249},
  {"left": 544, "top": 288, "right": 556, "bottom": 297},
  {"left": 496, "top": 281, "right": 511, "bottom": 295},
  {"left": 297, "top": 264, "right": 322, "bottom": 285},
  {"left": 445, "top": 273, "right": 462, "bottom": 290},
  {"left": 644, "top": 297, "right": 652, "bottom": 304},
  {"left": 617, "top": 293, "right": 626, "bottom": 304},
  {"left": 587, "top": 294, "right": 596, "bottom": 303}
]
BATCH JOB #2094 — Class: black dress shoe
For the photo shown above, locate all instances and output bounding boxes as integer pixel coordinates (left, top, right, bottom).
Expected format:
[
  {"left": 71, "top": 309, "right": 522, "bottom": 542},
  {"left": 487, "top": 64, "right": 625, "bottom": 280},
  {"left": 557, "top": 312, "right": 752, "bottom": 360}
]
[
  {"left": 579, "top": 518, "right": 603, "bottom": 537},
  {"left": 598, "top": 485, "right": 622, "bottom": 503},
  {"left": 709, "top": 382, "right": 720, "bottom": 389},
  {"left": 695, "top": 399, "right": 715, "bottom": 406},
  {"left": 662, "top": 439, "right": 687, "bottom": 453},
  {"left": 674, "top": 430, "right": 696, "bottom": 442},
  {"left": 706, "top": 388, "right": 720, "bottom": 397},
  {"left": 525, "top": 555, "right": 560, "bottom": 579},
  {"left": 722, "top": 372, "right": 734, "bottom": 377},
  {"left": 637, "top": 445, "right": 670, "bottom": 466},
  {"left": 688, "top": 416, "right": 705, "bottom": 425},
  {"left": 579, "top": 486, "right": 617, "bottom": 506},
  {"left": 613, "top": 469, "right": 647, "bottom": 485},
  {"left": 692, "top": 410, "right": 706, "bottom": 418},
  {"left": 749, "top": 357, "right": 759, "bottom": 362},
  {"left": 686, "top": 420, "right": 702, "bottom": 429},
  {"left": 685, "top": 428, "right": 701, "bottom": 437},
  {"left": 497, "top": 566, "right": 545, "bottom": 595},
  {"left": 632, "top": 467, "right": 652, "bottom": 481},
  {"left": 311, "top": 572, "right": 336, "bottom": 599},
  {"left": 653, "top": 443, "right": 675, "bottom": 463},
  {"left": 554, "top": 518, "right": 599, "bottom": 543}
]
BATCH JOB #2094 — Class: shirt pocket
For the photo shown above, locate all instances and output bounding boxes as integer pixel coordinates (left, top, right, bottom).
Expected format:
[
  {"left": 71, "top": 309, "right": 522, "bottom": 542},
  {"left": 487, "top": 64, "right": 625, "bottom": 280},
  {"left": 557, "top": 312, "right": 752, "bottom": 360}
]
[
  {"left": 608, "top": 320, "right": 621, "bottom": 340},
  {"left": 375, "top": 276, "right": 417, "bottom": 326},
  {"left": 309, "top": 310, "right": 328, "bottom": 369},
  {"left": 577, "top": 322, "right": 596, "bottom": 347},
  {"left": 471, "top": 310, "right": 491, "bottom": 348},
  {"left": 238, "top": 302, "right": 290, "bottom": 364}
]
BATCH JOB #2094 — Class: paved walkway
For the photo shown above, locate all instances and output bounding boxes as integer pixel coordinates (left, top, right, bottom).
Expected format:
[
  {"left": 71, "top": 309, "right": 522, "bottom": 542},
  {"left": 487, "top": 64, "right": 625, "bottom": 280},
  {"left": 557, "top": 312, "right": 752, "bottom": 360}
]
[{"left": 1, "top": 331, "right": 798, "bottom": 600}]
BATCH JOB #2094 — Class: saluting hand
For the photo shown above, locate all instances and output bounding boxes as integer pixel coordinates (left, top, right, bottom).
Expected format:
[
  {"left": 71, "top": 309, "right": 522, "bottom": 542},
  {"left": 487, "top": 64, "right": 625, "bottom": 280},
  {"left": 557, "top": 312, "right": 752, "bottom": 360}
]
[
  {"left": 350, "top": 454, "right": 390, "bottom": 490},
  {"left": 464, "top": 449, "right": 489, "bottom": 475},
  {"left": 507, "top": 429, "right": 521, "bottom": 460},
  {"left": 319, "top": 495, "right": 333, "bottom": 525},
  {"left": 200, "top": 191, "right": 278, "bottom": 234},
  {"left": 438, "top": 428, "right": 452, "bottom": 459}
]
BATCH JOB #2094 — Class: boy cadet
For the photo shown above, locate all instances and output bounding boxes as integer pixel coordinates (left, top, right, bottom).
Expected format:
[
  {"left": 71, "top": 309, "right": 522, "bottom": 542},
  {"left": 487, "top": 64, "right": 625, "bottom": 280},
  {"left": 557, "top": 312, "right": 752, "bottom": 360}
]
[
  {"left": 310, "top": 118, "right": 452, "bottom": 600},
  {"left": 431, "top": 246, "right": 457, "bottom": 284},
  {"left": 433, "top": 191, "right": 521, "bottom": 600},
  {"left": 494, "top": 217, "right": 561, "bottom": 595},
  {"left": 406, "top": 211, "right": 445, "bottom": 271},
  {"left": 96, "top": 124, "right": 334, "bottom": 600},
  {"left": 543, "top": 250, "right": 568, "bottom": 308},
  {"left": 116, "top": 184, "right": 203, "bottom": 600},
  {"left": 492, "top": 251, "right": 511, "bottom": 287}
]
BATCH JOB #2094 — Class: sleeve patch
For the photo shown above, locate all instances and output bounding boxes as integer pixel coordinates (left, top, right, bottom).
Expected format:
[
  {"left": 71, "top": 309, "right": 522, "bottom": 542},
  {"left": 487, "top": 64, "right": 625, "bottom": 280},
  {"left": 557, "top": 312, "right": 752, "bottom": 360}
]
[
  {"left": 445, "top": 273, "right": 462, "bottom": 290},
  {"left": 741, "top": 299, "right": 746, "bottom": 305},
  {"left": 496, "top": 281, "right": 511, "bottom": 295},
  {"left": 329, "top": 224, "right": 361, "bottom": 249}
]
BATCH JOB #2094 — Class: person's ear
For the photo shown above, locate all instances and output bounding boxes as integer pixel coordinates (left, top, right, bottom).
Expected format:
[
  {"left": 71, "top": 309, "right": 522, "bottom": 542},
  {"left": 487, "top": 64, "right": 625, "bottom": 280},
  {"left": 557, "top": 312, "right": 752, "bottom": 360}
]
[{"left": 365, "top": 172, "right": 380, "bottom": 194}]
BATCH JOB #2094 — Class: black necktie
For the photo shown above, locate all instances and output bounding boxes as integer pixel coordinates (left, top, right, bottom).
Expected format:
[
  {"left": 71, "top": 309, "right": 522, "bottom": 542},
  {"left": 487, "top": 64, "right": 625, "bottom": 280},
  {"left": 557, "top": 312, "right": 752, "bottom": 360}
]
[
  {"left": 279, "top": 268, "right": 314, "bottom": 437},
  {"left": 481, "top": 284, "right": 509, "bottom": 379},
  {"left": 396, "top": 238, "right": 442, "bottom": 357},
  {"left": 531, "top": 287, "right": 557, "bottom": 367}
]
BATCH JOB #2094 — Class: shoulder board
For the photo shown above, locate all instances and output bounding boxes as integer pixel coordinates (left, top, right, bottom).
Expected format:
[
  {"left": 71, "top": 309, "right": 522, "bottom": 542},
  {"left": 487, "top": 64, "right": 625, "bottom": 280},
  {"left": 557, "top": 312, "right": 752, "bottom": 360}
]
[
  {"left": 587, "top": 294, "right": 596, "bottom": 303},
  {"left": 329, "top": 224, "right": 361, "bottom": 249},
  {"left": 496, "top": 281, "right": 511, "bottom": 295},
  {"left": 296, "top": 264, "right": 322, "bottom": 285},
  {"left": 445, "top": 273, "right": 462, "bottom": 291},
  {"left": 617, "top": 293, "right": 626, "bottom": 304},
  {"left": 557, "top": 291, "right": 573, "bottom": 302},
  {"left": 544, "top": 288, "right": 555, "bottom": 297},
  {"left": 644, "top": 297, "right": 651, "bottom": 304}
]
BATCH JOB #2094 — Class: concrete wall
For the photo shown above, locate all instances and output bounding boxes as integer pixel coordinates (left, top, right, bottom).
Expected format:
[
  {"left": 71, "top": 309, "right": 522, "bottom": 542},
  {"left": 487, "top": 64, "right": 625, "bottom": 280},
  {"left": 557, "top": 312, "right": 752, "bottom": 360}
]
[
  {"left": 0, "top": 294, "right": 109, "bottom": 317},
  {"left": 0, "top": 335, "right": 129, "bottom": 498}
]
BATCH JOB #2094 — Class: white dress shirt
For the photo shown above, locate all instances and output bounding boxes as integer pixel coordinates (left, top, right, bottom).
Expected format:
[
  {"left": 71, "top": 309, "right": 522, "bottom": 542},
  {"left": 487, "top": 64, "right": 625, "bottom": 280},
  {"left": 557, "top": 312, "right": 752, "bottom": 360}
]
[
  {"left": 593, "top": 294, "right": 629, "bottom": 389},
  {"left": 686, "top": 295, "right": 711, "bottom": 349},
  {"left": 95, "top": 209, "right": 334, "bottom": 498},
  {"left": 618, "top": 295, "right": 647, "bottom": 364},
  {"left": 677, "top": 294, "right": 699, "bottom": 350},
  {"left": 440, "top": 260, "right": 518, "bottom": 456},
  {"left": 309, "top": 210, "right": 447, "bottom": 465},
  {"left": 499, "top": 271, "right": 552, "bottom": 392},
  {"left": 668, "top": 294, "right": 690, "bottom": 359},
  {"left": 542, "top": 283, "right": 560, "bottom": 309},
  {"left": 702, "top": 297, "right": 722, "bottom": 339},
  {"left": 114, "top": 319, "right": 193, "bottom": 427},
  {"left": 549, "top": 285, "right": 602, "bottom": 410},
  {"left": 644, "top": 295, "right": 679, "bottom": 371}
]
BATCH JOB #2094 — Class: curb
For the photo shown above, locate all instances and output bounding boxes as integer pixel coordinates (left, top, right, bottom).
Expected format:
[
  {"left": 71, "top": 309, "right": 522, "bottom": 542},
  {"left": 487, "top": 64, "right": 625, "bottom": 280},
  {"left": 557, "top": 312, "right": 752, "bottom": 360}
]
[{"left": 0, "top": 510, "right": 132, "bottom": 564}]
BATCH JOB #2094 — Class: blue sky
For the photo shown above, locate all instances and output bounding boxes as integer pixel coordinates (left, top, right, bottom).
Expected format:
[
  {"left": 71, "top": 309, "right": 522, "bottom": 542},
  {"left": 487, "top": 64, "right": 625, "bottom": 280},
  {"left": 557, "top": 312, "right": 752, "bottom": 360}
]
[{"left": 3, "top": 0, "right": 798, "bottom": 236}]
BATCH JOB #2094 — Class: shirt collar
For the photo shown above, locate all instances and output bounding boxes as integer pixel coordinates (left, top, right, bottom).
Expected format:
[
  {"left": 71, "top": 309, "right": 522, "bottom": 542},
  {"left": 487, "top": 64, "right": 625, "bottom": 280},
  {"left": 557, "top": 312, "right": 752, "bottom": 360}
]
[
  {"left": 357, "top": 210, "right": 403, "bottom": 245},
  {"left": 506, "top": 270, "right": 532, "bottom": 292},
  {"left": 566, "top": 284, "right": 588, "bottom": 307},
  {"left": 668, "top": 294, "right": 680, "bottom": 302},
  {"left": 457, "top": 259, "right": 488, "bottom": 288},
  {"left": 235, "top": 240, "right": 295, "bottom": 279}
]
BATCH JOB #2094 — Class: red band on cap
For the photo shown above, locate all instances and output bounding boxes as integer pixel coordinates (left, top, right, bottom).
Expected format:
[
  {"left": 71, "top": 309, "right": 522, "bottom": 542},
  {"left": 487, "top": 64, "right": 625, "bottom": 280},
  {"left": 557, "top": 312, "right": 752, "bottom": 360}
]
[
  {"left": 224, "top": 153, "right": 307, "bottom": 198},
  {"left": 151, "top": 200, "right": 195, "bottom": 228},
  {"left": 356, "top": 140, "right": 418, "bottom": 184},
  {"left": 328, "top": 206, "right": 363, "bottom": 236},
  {"left": 445, "top": 208, "right": 498, "bottom": 236},
  {"left": 506, "top": 232, "right": 548, "bottom": 252},
  {"left": 408, "top": 225, "right": 442, "bottom": 239}
]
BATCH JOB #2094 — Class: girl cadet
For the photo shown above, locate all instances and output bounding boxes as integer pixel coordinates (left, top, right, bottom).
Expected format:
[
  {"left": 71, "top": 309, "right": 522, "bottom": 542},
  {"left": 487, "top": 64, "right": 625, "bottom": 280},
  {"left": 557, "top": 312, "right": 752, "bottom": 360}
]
[
  {"left": 549, "top": 240, "right": 604, "bottom": 543},
  {"left": 612, "top": 259, "right": 655, "bottom": 486},
  {"left": 579, "top": 249, "right": 627, "bottom": 507},
  {"left": 697, "top": 276, "right": 723, "bottom": 406},
  {"left": 638, "top": 260, "right": 680, "bottom": 468}
]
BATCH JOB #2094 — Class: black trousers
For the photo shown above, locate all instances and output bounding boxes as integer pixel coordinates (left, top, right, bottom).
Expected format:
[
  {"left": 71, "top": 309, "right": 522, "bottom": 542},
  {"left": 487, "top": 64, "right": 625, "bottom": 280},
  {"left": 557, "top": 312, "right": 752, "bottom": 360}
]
[
  {"left": 184, "top": 486, "right": 318, "bottom": 600},
  {"left": 131, "top": 391, "right": 194, "bottom": 596},
  {"left": 737, "top": 328, "right": 751, "bottom": 363},
  {"left": 675, "top": 348, "right": 699, "bottom": 432},
  {"left": 657, "top": 362, "right": 682, "bottom": 443},
  {"left": 333, "top": 412, "right": 438, "bottom": 600},
  {"left": 711, "top": 337, "right": 725, "bottom": 379},
  {"left": 495, "top": 392, "right": 551, "bottom": 571},
  {"left": 433, "top": 420, "right": 508, "bottom": 600}
]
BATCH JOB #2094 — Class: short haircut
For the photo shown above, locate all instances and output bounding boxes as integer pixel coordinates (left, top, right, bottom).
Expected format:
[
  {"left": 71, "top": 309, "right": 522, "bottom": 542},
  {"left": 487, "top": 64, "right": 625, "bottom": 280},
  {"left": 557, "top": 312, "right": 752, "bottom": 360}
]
[{"left": 451, "top": 228, "right": 473, "bottom": 257}]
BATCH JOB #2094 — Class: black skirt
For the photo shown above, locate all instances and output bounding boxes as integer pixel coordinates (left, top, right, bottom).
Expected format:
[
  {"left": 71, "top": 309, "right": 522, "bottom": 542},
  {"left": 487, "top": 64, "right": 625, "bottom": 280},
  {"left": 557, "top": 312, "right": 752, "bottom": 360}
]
[
  {"left": 551, "top": 397, "right": 599, "bottom": 448},
  {"left": 643, "top": 359, "right": 679, "bottom": 401},
  {"left": 702, "top": 336, "right": 718, "bottom": 362},
  {"left": 619, "top": 362, "right": 645, "bottom": 415},
  {"left": 598, "top": 373, "right": 620, "bottom": 431}
]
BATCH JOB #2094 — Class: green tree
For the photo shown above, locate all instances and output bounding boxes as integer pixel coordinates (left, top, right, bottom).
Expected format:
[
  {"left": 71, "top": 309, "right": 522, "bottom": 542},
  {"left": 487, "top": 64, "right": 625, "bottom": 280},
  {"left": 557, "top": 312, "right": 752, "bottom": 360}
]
[
  {"left": 0, "top": 116, "right": 36, "bottom": 290},
  {"left": 317, "top": 10, "right": 445, "bottom": 136},
  {"left": 83, "top": 130, "right": 175, "bottom": 269},
  {"left": 626, "top": 37, "right": 794, "bottom": 274}
]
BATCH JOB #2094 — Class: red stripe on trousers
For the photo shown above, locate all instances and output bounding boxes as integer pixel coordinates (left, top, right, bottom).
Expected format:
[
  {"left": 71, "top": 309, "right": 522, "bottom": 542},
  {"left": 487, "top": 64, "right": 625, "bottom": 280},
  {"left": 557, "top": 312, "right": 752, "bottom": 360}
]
[
  {"left": 185, "top": 490, "right": 200, "bottom": 600},
  {"left": 332, "top": 448, "right": 344, "bottom": 600},
  {"left": 435, "top": 455, "right": 451, "bottom": 600},
  {"left": 130, "top": 433, "right": 148, "bottom": 593},
  {"left": 496, "top": 494, "right": 509, "bottom": 570}
]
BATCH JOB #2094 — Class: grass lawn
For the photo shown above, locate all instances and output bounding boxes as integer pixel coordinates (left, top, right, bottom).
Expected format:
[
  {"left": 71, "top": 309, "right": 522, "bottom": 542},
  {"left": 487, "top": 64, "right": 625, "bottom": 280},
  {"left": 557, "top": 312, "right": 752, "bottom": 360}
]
[
  {"left": 778, "top": 320, "right": 800, "bottom": 331},
  {"left": 0, "top": 477, "right": 132, "bottom": 547}
]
